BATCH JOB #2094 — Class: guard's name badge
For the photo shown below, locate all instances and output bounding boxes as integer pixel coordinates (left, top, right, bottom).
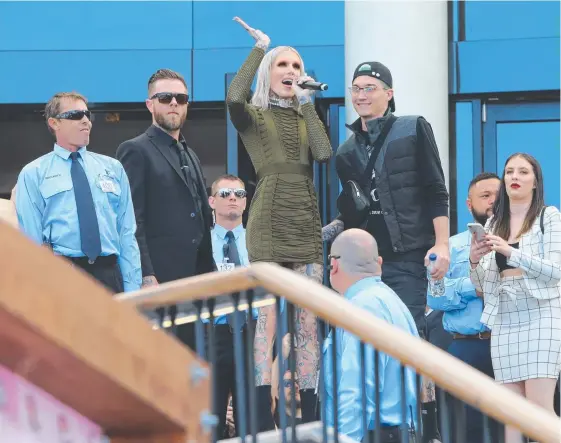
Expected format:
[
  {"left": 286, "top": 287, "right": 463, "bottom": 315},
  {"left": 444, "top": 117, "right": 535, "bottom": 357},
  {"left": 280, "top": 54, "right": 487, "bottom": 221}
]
[
  {"left": 100, "top": 179, "right": 116, "bottom": 193},
  {"left": 217, "top": 263, "right": 235, "bottom": 272}
]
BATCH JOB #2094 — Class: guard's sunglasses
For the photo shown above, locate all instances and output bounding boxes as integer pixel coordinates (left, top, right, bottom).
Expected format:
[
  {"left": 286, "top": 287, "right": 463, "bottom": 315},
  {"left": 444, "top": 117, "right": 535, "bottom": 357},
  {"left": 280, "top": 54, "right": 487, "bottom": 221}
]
[
  {"left": 54, "top": 110, "right": 92, "bottom": 121},
  {"left": 215, "top": 188, "right": 247, "bottom": 199},
  {"left": 150, "top": 92, "right": 189, "bottom": 105}
]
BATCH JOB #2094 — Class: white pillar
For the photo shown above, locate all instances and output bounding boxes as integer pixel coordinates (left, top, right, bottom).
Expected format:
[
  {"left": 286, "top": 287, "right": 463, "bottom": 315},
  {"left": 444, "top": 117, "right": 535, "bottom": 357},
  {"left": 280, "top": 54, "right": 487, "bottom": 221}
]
[{"left": 345, "top": 0, "right": 450, "bottom": 188}]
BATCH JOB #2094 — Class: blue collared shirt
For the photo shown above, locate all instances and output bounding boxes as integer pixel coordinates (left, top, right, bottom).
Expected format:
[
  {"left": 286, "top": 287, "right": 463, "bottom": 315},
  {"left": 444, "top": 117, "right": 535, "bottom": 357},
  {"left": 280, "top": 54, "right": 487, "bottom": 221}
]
[
  {"left": 205, "top": 223, "right": 255, "bottom": 324},
  {"left": 324, "top": 277, "right": 419, "bottom": 441},
  {"left": 15, "top": 144, "right": 142, "bottom": 292},
  {"left": 427, "top": 230, "right": 489, "bottom": 335}
]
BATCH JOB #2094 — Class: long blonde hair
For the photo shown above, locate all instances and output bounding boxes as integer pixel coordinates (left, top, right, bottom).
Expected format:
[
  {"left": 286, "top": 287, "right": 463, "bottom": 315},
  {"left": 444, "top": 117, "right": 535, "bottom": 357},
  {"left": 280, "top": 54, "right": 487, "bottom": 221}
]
[{"left": 251, "top": 46, "right": 305, "bottom": 111}]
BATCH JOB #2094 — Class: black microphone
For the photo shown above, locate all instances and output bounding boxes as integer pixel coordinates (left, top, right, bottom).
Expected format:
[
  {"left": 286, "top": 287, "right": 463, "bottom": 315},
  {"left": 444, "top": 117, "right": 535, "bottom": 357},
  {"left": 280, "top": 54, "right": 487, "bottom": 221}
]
[
  {"left": 298, "top": 80, "right": 329, "bottom": 91},
  {"left": 282, "top": 79, "right": 329, "bottom": 91}
]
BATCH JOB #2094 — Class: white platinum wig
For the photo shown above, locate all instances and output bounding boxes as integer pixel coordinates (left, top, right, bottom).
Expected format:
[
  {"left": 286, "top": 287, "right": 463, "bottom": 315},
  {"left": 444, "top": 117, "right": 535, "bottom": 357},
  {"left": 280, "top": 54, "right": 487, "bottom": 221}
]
[{"left": 251, "top": 46, "right": 305, "bottom": 111}]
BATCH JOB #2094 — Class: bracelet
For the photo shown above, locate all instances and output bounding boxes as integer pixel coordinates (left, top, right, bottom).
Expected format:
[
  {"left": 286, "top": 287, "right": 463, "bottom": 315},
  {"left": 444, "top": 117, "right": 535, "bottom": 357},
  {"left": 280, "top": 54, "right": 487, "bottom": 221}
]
[
  {"left": 255, "top": 41, "right": 269, "bottom": 51},
  {"left": 469, "top": 258, "right": 479, "bottom": 266}
]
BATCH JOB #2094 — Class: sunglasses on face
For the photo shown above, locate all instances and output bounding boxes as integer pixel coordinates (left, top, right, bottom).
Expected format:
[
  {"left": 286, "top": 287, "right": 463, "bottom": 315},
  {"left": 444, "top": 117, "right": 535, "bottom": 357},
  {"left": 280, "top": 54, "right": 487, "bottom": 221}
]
[
  {"left": 150, "top": 92, "right": 189, "bottom": 105},
  {"left": 54, "top": 110, "right": 92, "bottom": 121},
  {"left": 215, "top": 188, "right": 247, "bottom": 199}
]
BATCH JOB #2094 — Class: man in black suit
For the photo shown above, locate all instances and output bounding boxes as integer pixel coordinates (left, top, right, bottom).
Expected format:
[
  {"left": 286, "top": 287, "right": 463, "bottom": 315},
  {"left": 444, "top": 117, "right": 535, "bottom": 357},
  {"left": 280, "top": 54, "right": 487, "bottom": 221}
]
[{"left": 116, "top": 69, "right": 215, "bottom": 350}]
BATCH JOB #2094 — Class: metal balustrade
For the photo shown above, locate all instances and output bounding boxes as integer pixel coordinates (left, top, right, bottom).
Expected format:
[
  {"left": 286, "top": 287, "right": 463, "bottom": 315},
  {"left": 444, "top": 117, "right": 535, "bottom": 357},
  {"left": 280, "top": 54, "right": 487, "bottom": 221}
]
[
  {"left": 117, "top": 264, "right": 561, "bottom": 443},
  {"left": 1, "top": 219, "right": 558, "bottom": 443}
]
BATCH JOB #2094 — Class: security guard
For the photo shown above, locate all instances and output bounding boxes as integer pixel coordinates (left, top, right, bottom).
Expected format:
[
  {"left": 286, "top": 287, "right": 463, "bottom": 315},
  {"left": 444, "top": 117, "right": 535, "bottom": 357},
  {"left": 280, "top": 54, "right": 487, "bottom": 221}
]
[{"left": 15, "top": 92, "right": 141, "bottom": 293}]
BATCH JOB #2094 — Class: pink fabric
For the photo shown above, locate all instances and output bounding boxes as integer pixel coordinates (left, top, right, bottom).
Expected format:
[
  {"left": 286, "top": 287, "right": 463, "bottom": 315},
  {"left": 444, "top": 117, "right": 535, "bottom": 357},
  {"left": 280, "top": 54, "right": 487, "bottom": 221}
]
[{"left": 0, "top": 364, "right": 102, "bottom": 442}]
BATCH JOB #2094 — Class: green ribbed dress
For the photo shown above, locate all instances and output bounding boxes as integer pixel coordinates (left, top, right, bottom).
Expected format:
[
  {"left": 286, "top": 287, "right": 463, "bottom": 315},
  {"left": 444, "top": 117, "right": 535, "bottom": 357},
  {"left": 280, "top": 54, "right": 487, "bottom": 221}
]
[{"left": 226, "top": 47, "right": 332, "bottom": 265}]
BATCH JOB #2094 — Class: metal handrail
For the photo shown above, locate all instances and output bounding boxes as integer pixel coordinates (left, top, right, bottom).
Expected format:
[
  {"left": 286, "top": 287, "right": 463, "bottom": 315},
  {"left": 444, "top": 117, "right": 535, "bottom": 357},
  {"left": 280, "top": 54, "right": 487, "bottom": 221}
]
[{"left": 117, "top": 262, "right": 561, "bottom": 443}]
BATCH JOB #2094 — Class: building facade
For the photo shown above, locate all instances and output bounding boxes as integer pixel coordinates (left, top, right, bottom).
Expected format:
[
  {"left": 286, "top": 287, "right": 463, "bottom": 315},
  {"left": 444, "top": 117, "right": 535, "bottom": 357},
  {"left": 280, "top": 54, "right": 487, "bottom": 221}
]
[{"left": 0, "top": 0, "right": 558, "bottom": 233}]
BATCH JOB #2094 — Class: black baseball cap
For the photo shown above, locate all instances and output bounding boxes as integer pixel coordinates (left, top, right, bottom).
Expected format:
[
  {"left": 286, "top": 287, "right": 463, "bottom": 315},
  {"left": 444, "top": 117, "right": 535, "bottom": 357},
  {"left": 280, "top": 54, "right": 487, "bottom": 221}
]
[{"left": 352, "top": 61, "right": 395, "bottom": 112}]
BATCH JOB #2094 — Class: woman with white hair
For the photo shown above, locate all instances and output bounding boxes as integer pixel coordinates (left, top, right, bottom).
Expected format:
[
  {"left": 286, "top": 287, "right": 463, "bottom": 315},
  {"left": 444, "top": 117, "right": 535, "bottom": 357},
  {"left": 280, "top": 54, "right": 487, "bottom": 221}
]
[{"left": 226, "top": 17, "right": 332, "bottom": 430}]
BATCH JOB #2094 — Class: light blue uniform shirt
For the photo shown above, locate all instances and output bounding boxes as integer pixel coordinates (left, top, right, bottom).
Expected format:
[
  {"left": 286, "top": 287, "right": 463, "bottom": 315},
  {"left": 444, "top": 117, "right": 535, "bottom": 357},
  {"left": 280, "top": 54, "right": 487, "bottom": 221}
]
[
  {"left": 15, "top": 144, "right": 142, "bottom": 292},
  {"left": 205, "top": 223, "right": 256, "bottom": 324},
  {"left": 324, "top": 276, "right": 419, "bottom": 442},
  {"left": 427, "top": 230, "right": 489, "bottom": 335}
]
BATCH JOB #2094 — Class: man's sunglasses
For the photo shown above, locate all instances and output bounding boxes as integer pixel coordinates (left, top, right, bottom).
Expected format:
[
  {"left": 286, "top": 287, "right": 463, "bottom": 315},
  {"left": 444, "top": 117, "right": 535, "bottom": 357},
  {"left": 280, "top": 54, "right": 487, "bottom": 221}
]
[
  {"left": 215, "top": 188, "right": 247, "bottom": 199},
  {"left": 327, "top": 254, "right": 341, "bottom": 271},
  {"left": 150, "top": 92, "right": 189, "bottom": 105},
  {"left": 54, "top": 110, "right": 92, "bottom": 121}
]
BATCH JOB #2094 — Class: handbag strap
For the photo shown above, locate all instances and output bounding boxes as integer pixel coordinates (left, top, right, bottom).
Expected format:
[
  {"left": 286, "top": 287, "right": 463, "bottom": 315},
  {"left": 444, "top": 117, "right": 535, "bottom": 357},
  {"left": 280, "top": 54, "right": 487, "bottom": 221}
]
[
  {"left": 361, "top": 114, "right": 397, "bottom": 186},
  {"left": 540, "top": 205, "right": 548, "bottom": 234}
]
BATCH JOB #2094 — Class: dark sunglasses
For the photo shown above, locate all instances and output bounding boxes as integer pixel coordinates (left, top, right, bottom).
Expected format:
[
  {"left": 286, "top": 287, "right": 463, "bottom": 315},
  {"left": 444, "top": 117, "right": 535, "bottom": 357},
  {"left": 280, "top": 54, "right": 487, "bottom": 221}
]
[
  {"left": 215, "top": 188, "right": 247, "bottom": 199},
  {"left": 150, "top": 92, "right": 189, "bottom": 105},
  {"left": 327, "top": 254, "right": 341, "bottom": 271},
  {"left": 54, "top": 110, "right": 92, "bottom": 121}
]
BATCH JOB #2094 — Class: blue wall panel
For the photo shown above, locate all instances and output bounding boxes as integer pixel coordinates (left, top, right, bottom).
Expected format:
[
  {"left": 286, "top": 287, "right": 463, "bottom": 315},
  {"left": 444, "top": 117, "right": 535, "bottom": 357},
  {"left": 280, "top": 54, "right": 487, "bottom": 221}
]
[
  {"left": 457, "top": 38, "right": 560, "bottom": 93},
  {"left": 455, "top": 102, "right": 475, "bottom": 234},
  {"left": 193, "top": 45, "right": 344, "bottom": 101},
  {"left": 0, "top": 50, "right": 192, "bottom": 104},
  {"left": 465, "top": 1, "right": 559, "bottom": 41},
  {"left": 192, "top": 1, "right": 343, "bottom": 49},
  {"left": 496, "top": 121, "right": 560, "bottom": 208},
  {"left": 0, "top": 1, "right": 193, "bottom": 50}
]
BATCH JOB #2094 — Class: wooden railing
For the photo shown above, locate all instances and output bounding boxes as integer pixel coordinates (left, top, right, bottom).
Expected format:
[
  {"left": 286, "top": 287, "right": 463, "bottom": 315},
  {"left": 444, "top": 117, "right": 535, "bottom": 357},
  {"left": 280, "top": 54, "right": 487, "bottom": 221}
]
[
  {"left": 0, "top": 221, "right": 211, "bottom": 443},
  {"left": 117, "top": 263, "right": 561, "bottom": 443},
  {"left": 2, "top": 217, "right": 560, "bottom": 443}
]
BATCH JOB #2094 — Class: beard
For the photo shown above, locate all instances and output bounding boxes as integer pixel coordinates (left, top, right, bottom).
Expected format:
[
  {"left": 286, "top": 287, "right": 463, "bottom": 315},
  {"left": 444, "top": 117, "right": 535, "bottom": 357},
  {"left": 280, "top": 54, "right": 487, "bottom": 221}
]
[
  {"left": 154, "top": 109, "right": 186, "bottom": 132},
  {"left": 472, "top": 208, "right": 490, "bottom": 226}
]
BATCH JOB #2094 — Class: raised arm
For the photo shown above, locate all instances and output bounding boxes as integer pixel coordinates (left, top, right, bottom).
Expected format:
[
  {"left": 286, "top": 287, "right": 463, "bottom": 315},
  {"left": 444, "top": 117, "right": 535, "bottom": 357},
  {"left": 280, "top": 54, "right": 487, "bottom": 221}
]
[{"left": 226, "top": 17, "right": 270, "bottom": 132}]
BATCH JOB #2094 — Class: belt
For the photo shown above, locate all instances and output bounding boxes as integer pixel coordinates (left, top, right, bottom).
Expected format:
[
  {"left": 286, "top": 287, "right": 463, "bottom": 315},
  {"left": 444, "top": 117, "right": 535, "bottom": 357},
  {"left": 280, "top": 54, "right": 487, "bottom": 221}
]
[
  {"left": 65, "top": 254, "right": 118, "bottom": 268},
  {"left": 453, "top": 331, "right": 491, "bottom": 340},
  {"left": 366, "top": 426, "right": 416, "bottom": 443},
  {"left": 256, "top": 163, "right": 313, "bottom": 181}
]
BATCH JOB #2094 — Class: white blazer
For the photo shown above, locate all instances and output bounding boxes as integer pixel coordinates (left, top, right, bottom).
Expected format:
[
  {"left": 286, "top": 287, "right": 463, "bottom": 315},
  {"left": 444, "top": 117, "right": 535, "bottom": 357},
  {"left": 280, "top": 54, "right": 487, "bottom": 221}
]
[{"left": 470, "top": 206, "right": 561, "bottom": 327}]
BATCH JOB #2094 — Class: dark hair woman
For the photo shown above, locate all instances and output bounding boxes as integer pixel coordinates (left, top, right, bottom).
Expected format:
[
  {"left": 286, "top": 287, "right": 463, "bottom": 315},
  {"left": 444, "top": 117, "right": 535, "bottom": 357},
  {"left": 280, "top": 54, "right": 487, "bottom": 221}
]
[{"left": 470, "top": 153, "right": 560, "bottom": 443}]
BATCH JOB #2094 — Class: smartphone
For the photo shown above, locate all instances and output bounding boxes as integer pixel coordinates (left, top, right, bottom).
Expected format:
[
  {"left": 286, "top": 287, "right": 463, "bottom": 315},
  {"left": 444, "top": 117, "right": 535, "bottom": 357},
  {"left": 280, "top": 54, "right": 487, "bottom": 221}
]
[{"left": 467, "top": 223, "right": 486, "bottom": 242}]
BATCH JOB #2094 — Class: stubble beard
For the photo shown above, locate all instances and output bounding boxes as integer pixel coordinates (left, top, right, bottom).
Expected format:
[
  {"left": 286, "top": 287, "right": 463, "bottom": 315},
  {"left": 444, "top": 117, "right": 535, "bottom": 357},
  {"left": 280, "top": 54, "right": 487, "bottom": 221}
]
[{"left": 155, "top": 110, "right": 186, "bottom": 132}]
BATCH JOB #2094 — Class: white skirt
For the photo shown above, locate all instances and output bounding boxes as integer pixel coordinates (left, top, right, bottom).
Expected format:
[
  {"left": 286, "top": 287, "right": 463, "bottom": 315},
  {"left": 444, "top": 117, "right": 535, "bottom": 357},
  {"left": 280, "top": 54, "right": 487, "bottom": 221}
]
[{"left": 490, "top": 276, "right": 561, "bottom": 383}]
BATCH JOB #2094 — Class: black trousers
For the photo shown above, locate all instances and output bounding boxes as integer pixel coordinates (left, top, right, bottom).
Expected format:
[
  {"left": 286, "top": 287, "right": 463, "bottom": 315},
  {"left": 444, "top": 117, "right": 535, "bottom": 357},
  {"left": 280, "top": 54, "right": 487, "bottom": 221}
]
[
  {"left": 68, "top": 255, "right": 123, "bottom": 294},
  {"left": 448, "top": 338, "right": 498, "bottom": 443},
  {"left": 381, "top": 259, "right": 440, "bottom": 442},
  {"left": 381, "top": 260, "right": 427, "bottom": 336},
  {"left": 175, "top": 322, "right": 196, "bottom": 352},
  {"left": 209, "top": 323, "right": 280, "bottom": 439}
]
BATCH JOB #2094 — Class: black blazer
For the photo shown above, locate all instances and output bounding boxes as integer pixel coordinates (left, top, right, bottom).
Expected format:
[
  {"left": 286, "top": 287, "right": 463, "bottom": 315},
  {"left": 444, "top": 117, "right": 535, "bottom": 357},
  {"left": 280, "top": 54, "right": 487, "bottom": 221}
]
[{"left": 116, "top": 125, "right": 215, "bottom": 283}]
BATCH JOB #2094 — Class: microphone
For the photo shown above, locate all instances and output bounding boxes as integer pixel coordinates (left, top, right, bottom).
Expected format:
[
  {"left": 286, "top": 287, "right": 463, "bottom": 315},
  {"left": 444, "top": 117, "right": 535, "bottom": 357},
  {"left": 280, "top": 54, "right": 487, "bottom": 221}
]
[{"left": 282, "top": 79, "right": 329, "bottom": 91}]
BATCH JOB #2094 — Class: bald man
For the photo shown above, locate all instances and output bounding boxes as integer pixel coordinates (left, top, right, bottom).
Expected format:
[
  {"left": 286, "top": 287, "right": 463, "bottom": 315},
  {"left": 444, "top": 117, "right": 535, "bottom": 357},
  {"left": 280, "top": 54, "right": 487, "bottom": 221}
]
[{"left": 323, "top": 229, "right": 419, "bottom": 443}]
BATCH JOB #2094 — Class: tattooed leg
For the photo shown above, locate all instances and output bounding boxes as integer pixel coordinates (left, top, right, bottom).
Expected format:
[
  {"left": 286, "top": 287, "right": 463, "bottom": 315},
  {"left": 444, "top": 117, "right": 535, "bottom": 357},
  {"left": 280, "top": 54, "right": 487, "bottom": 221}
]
[
  {"left": 322, "top": 218, "right": 344, "bottom": 242},
  {"left": 254, "top": 304, "right": 275, "bottom": 386},
  {"left": 421, "top": 376, "right": 436, "bottom": 402},
  {"left": 421, "top": 377, "right": 441, "bottom": 442},
  {"left": 291, "top": 263, "right": 322, "bottom": 391}
]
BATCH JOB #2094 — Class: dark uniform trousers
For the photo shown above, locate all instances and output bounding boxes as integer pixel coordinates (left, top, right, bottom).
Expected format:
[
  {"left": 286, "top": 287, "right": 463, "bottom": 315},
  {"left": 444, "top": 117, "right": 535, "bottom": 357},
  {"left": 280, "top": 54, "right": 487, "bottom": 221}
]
[{"left": 67, "top": 255, "right": 124, "bottom": 294}]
